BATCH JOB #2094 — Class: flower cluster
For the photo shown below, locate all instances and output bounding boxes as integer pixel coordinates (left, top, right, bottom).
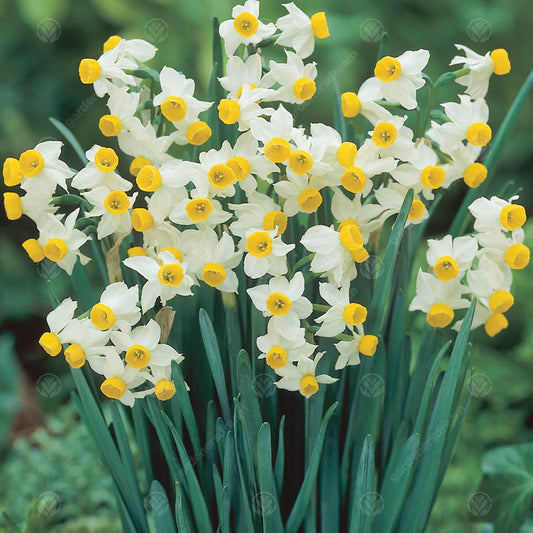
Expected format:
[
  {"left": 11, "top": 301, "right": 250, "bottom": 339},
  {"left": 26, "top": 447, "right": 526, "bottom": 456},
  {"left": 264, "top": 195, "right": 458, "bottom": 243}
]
[{"left": 3, "top": 0, "right": 527, "bottom": 404}]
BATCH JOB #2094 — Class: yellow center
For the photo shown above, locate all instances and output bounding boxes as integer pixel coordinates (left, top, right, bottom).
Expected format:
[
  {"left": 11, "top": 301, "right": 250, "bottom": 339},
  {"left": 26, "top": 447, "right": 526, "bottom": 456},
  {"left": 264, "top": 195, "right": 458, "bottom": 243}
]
[
  {"left": 161, "top": 247, "right": 183, "bottom": 262},
  {"left": 155, "top": 379, "right": 176, "bottom": 401},
  {"left": 433, "top": 256, "right": 459, "bottom": 282},
  {"left": 490, "top": 48, "right": 511, "bottom": 75},
  {"left": 463, "top": 163, "right": 487, "bottom": 188},
  {"left": 484, "top": 313, "right": 509, "bottom": 337},
  {"left": 488, "top": 290, "right": 514, "bottom": 314},
  {"left": 265, "top": 138, "right": 291, "bottom": 163},
  {"left": 161, "top": 96, "right": 187, "bottom": 122},
  {"left": 288, "top": 150, "right": 313, "bottom": 175},
  {"left": 266, "top": 346, "right": 289, "bottom": 370},
  {"left": 103, "top": 35, "right": 122, "bottom": 53},
  {"left": 202, "top": 263, "right": 227, "bottom": 287},
  {"left": 64, "top": 344, "right": 86, "bottom": 369},
  {"left": 293, "top": 77, "right": 316, "bottom": 101},
  {"left": 504, "top": 243, "right": 530, "bottom": 270},
  {"left": 130, "top": 156, "right": 152, "bottom": 177},
  {"left": 95, "top": 147, "right": 119, "bottom": 172},
  {"left": 79, "top": 58, "right": 101, "bottom": 84},
  {"left": 218, "top": 99, "right": 241, "bottom": 124},
  {"left": 426, "top": 304, "right": 454, "bottom": 328},
  {"left": 420, "top": 166, "right": 446, "bottom": 189},
  {"left": 158, "top": 264, "right": 185, "bottom": 287},
  {"left": 22, "top": 238, "right": 45, "bottom": 263},
  {"left": 338, "top": 219, "right": 359, "bottom": 231},
  {"left": 91, "top": 303, "right": 116, "bottom": 330},
  {"left": 208, "top": 163, "right": 236, "bottom": 189},
  {"left": 39, "top": 332, "right": 62, "bottom": 357},
  {"left": 226, "top": 156, "right": 250, "bottom": 181},
  {"left": 372, "top": 122, "right": 397, "bottom": 148},
  {"left": 351, "top": 246, "right": 370, "bottom": 263},
  {"left": 136, "top": 165, "right": 162, "bottom": 192},
  {"left": 233, "top": 11, "right": 259, "bottom": 38},
  {"left": 19, "top": 150, "right": 44, "bottom": 178},
  {"left": 266, "top": 292, "right": 292, "bottom": 316},
  {"left": 132, "top": 208, "right": 154, "bottom": 232},
  {"left": 99, "top": 115, "right": 122, "bottom": 137},
  {"left": 374, "top": 56, "right": 402, "bottom": 82},
  {"left": 341, "top": 92, "right": 361, "bottom": 118},
  {"left": 343, "top": 303, "right": 368, "bottom": 326},
  {"left": 246, "top": 231, "right": 273, "bottom": 258},
  {"left": 408, "top": 199, "right": 425, "bottom": 221},
  {"left": 359, "top": 334, "right": 378, "bottom": 356},
  {"left": 263, "top": 210, "right": 288, "bottom": 236},
  {"left": 341, "top": 167, "right": 366, "bottom": 193},
  {"left": 186, "top": 197, "right": 213, "bottom": 223},
  {"left": 310, "top": 12, "right": 329, "bottom": 39},
  {"left": 101, "top": 377, "right": 126, "bottom": 400},
  {"left": 186, "top": 121, "right": 212, "bottom": 145},
  {"left": 298, "top": 188, "right": 322, "bottom": 212},
  {"left": 500, "top": 204, "right": 526, "bottom": 231},
  {"left": 337, "top": 142, "right": 358, "bottom": 168},
  {"left": 339, "top": 224, "right": 364, "bottom": 251},
  {"left": 300, "top": 375, "right": 319, "bottom": 397},
  {"left": 3, "top": 192, "right": 22, "bottom": 220},
  {"left": 125, "top": 344, "right": 151, "bottom": 369},
  {"left": 128, "top": 246, "right": 148, "bottom": 257},
  {"left": 3, "top": 157, "right": 23, "bottom": 186},
  {"left": 104, "top": 190, "right": 130, "bottom": 215},
  {"left": 43, "top": 238, "right": 68, "bottom": 262},
  {"left": 466, "top": 122, "right": 492, "bottom": 147}
]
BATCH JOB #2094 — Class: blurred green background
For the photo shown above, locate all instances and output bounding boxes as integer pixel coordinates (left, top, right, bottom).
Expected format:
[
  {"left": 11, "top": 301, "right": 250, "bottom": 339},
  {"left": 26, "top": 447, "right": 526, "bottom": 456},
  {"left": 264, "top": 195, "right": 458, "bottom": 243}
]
[{"left": 0, "top": 0, "right": 531, "bottom": 531}]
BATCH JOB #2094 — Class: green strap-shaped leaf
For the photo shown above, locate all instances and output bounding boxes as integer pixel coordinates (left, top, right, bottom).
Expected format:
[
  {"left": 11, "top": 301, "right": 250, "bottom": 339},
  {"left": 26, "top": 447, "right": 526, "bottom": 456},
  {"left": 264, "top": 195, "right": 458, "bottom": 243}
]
[
  {"left": 222, "top": 432, "right": 235, "bottom": 529},
  {"left": 132, "top": 402, "right": 154, "bottom": 485},
  {"left": 368, "top": 188, "right": 414, "bottom": 335},
  {"left": 373, "top": 434, "right": 420, "bottom": 533},
  {"left": 175, "top": 481, "right": 194, "bottom": 532},
  {"left": 150, "top": 480, "right": 177, "bottom": 533},
  {"left": 236, "top": 350, "right": 262, "bottom": 450},
  {"left": 49, "top": 117, "right": 88, "bottom": 165},
  {"left": 274, "top": 415, "right": 285, "bottom": 495},
  {"left": 320, "top": 407, "right": 340, "bottom": 533},
  {"left": 199, "top": 309, "right": 232, "bottom": 423},
  {"left": 348, "top": 435, "right": 375, "bottom": 533},
  {"left": 256, "top": 423, "right": 284, "bottom": 533},
  {"left": 163, "top": 412, "right": 213, "bottom": 533},
  {"left": 332, "top": 78, "right": 347, "bottom": 141},
  {"left": 285, "top": 402, "right": 338, "bottom": 533},
  {"left": 399, "top": 300, "right": 476, "bottom": 532}
]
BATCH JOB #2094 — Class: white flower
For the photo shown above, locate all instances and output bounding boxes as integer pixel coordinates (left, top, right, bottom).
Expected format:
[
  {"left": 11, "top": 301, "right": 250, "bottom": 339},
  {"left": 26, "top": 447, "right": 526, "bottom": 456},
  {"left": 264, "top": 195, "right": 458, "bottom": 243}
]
[
  {"left": 274, "top": 352, "right": 337, "bottom": 398},
  {"left": 90, "top": 282, "right": 141, "bottom": 332},
  {"left": 61, "top": 318, "right": 110, "bottom": 369},
  {"left": 409, "top": 270, "right": 470, "bottom": 328},
  {"left": 36, "top": 210, "right": 90, "bottom": 275},
  {"left": 274, "top": 173, "right": 325, "bottom": 216},
  {"left": 123, "top": 251, "right": 194, "bottom": 312},
  {"left": 334, "top": 327, "right": 378, "bottom": 370},
  {"left": 242, "top": 227, "right": 294, "bottom": 279},
  {"left": 103, "top": 36, "right": 157, "bottom": 63},
  {"left": 469, "top": 195, "right": 526, "bottom": 234},
  {"left": 369, "top": 114, "right": 417, "bottom": 161},
  {"left": 38, "top": 298, "right": 78, "bottom": 357},
  {"left": 426, "top": 235, "right": 478, "bottom": 282},
  {"left": 72, "top": 145, "right": 132, "bottom": 192},
  {"left": 341, "top": 81, "right": 395, "bottom": 124},
  {"left": 330, "top": 190, "right": 382, "bottom": 239},
  {"left": 275, "top": 3, "right": 329, "bottom": 59},
  {"left": 450, "top": 44, "right": 511, "bottom": 99},
  {"left": 247, "top": 272, "right": 312, "bottom": 329},
  {"left": 262, "top": 51, "right": 317, "bottom": 104},
  {"left": 219, "top": 0, "right": 276, "bottom": 57},
  {"left": 363, "top": 49, "right": 430, "bottom": 110},
  {"left": 257, "top": 318, "right": 316, "bottom": 371},
  {"left": 374, "top": 182, "right": 428, "bottom": 226},
  {"left": 315, "top": 282, "right": 368, "bottom": 337},
  {"left": 5, "top": 187, "right": 57, "bottom": 226},
  {"left": 110, "top": 319, "right": 184, "bottom": 371},
  {"left": 218, "top": 54, "right": 264, "bottom": 99},
  {"left": 99, "top": 85, "right": 140, "bottom": 136}
]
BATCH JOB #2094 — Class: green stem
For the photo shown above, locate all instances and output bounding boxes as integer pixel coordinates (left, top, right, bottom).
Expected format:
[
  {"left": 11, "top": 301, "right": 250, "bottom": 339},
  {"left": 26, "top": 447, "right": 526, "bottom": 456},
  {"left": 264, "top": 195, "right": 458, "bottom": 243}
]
[
  {"left": 51, "top": 194, "right": 92, "bottom": 211},
  {"left": 312, "top": 304, "right": 330, "bottom": 313},
  {"left": 90, "top": 238, "right": 109, "bottom": 285},
  {"left": 449, "top": 69, "right": 533, "bottom": 236}
]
